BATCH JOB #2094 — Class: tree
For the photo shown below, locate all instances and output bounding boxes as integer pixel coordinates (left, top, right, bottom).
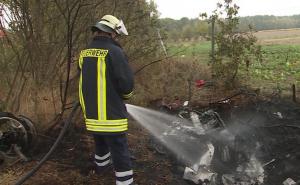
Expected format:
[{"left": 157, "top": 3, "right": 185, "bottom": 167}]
[
  {"left": 160, "top": 17, "right": 209, "bottom": 41},
  {"left": 204, "top": 0, "right": 262, "bottom": 87},
  {"left": 0, "top": 0, "right": 161, "bottom": 125}
]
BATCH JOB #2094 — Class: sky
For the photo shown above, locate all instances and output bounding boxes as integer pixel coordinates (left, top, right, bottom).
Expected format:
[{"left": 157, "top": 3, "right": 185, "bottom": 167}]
[{"left": 152, "top": 0, "right": 300, "bottom": 19}]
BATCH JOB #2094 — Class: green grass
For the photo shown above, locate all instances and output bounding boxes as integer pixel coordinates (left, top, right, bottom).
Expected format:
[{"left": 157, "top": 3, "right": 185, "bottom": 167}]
[
  {"left": 167, "top": 41, "right": 211, "bottom": 62},
  {"left": 250, "top": 45, "right": 300, "bottom": 86},
  {"left": 167, "top": 41, "right": 300, "bottom": 91}
]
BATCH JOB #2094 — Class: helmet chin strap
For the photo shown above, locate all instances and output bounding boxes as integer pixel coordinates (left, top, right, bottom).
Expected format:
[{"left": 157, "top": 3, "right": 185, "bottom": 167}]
[
  {"left": 94, "top": 31, "right": 111, "bottom": 37},
  {"left": 111, "top": 32, "right": 118, "bottom": 40}
]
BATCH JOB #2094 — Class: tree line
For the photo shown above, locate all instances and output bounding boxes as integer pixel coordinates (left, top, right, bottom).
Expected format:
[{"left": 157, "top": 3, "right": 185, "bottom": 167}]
[{"left": 161, "top": 14, "right": 300, "bottom": 41}]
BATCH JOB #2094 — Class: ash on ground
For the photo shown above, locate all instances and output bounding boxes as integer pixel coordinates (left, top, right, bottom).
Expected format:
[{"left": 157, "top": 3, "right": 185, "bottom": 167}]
[{"left": 160, "top": 99, "right": 300, "bottom": 185}]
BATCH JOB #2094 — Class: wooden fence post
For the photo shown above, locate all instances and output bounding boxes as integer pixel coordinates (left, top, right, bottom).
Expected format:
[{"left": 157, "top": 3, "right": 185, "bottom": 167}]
[
  {"left": 211, "top": 17, "right": 216, "bottom": 63},
  {"left": 292, "top": 84, "right": 296, "bottom": 102}
]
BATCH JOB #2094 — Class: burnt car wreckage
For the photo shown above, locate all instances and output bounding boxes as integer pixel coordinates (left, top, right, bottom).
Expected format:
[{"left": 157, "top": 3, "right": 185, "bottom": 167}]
[
  {"left": 151, "top": 92, "right": 300, "bottom": 185},
  {"left": 0, "top": 112, "right": 37, "bottom": 167},
  {"left": 1, "top": 102, "right": 80, "bottom": 185}
]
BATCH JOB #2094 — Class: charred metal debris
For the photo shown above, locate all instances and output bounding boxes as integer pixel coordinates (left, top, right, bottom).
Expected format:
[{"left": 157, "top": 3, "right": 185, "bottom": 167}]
[{"left": 151, "top": 92, "right": 300, "bottom": 185}]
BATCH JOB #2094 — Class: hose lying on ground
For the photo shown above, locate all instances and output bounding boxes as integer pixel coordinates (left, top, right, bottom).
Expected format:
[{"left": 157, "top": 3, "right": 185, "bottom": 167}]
[{"left": 14, "top": 102, "right": 80, "bottom": 185}]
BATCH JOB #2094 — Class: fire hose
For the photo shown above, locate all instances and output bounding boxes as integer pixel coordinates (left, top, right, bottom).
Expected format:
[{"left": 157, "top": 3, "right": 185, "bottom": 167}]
[{"left": 14, "top": 102, "right": 80, "bottom": 185}]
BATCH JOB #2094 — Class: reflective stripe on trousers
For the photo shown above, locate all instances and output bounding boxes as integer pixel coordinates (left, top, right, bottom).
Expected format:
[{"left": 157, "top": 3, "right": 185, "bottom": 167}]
[
  {"left": 116, "top": 170, "right": 133, "bottom": 185},
  {"left": 95, "top": 153, "right": 111, "bottom": 167}
]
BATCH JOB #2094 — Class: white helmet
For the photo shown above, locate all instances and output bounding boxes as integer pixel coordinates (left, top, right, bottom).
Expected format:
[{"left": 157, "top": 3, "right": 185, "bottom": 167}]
[{"left": 92, "top": 15, "right": 128, "bottom": 36}]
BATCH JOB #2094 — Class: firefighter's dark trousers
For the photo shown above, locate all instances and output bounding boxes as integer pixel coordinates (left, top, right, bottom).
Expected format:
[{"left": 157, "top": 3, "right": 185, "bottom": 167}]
[{"left": 93, "top": 134, "right": 133, "bottom": 185}]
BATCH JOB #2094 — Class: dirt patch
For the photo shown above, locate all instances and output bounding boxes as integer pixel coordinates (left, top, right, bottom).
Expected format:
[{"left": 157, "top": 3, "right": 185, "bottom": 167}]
[
  {"left": 255, "top": 28, "right": 300, "bottom": 45},
  {"left": 1, "top": 98, "right": 300, "bottom": 185},
  {"left": 218, "top": 98, "right": 300, "bottom": 184},
  {"left": 0, "top": 120, "right": 185, "bottom": 185}
]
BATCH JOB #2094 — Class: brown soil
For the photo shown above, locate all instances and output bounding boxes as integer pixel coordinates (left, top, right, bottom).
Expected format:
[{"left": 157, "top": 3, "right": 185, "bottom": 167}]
[
  {"left": 1, "top": 97, "right": 300, "bottom": 185},
  {"left": 228, "top": 99, "right": 300, "bottom": 185},
  {"left": 0, "top": 119, "right": 187, "bottom": 185},
  {"left": 254, "top": 28, "right": 300, "bottom": 45}
]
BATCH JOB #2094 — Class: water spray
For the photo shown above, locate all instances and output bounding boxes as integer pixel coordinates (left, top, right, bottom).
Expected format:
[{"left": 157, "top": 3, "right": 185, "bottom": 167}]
[
  {"left": 126, "top": 104, "right": 209, "bottom": 165},
  {"left": 126, "top": 103, "right": 266, "bottom": 184}
]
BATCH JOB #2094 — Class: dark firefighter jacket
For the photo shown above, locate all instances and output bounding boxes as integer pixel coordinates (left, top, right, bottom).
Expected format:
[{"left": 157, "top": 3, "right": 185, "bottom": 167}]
[{"left": 78, "top": 36, "right": 134, "bottom": 134}]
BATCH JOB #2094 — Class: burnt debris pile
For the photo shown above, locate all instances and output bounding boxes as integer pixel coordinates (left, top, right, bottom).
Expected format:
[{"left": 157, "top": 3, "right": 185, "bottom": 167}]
[
  {"left": 212, "top": 99, "right": 300, "bottom": 185},
  {"left": 240, "top": 100, "right": 300, "bottom": 185},
  {"left": 147, "top": 98, "right": 300, "bottom": 185}
]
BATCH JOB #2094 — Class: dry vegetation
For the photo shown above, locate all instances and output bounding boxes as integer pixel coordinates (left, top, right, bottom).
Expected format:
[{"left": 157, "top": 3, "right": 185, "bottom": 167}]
[
  {"left": 132, "top": 57, "right": 212, "bottom": 106},
  {"left": 1, "top": 0, "right": 300, "bottom": 184},
  {"left": 255, "top": 28, "right": 300, "bottom": 45},
  {"left": 0, "top": 121, "right": 185, "bottom": 185}
]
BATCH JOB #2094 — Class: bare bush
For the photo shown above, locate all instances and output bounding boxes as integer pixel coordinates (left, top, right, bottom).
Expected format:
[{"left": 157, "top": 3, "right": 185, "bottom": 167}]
[{"left": 0, "top": 0, "right": 162, "bottom": 128}]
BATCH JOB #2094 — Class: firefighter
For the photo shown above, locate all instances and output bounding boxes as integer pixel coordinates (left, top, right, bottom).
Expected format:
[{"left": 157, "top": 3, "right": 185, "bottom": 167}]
[{"left": 78, "top": 15, "right": 134, "bottom": 185}]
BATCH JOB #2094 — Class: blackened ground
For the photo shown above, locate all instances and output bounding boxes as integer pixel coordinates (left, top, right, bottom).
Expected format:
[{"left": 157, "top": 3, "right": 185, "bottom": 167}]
[
  {"left": 0, "top": 98, "right": 299, "bottom": 185},
  {"left": 0, "top": 118, "right": 189, "bottom": 185},
  {"left": 224, "top": 99, "right": 300, "bottom": 185}
]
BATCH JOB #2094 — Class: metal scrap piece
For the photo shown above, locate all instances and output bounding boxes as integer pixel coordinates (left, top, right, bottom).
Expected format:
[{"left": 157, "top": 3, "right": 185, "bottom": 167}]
[
  {"left": 183, "top": 167, "right": 216, "bottom": 184},
  {"left": 283, "top": 178, "right": 296, "bottom": 185},
  {"left": 183, "top": 143, "right": 216, "bottom": 184}
]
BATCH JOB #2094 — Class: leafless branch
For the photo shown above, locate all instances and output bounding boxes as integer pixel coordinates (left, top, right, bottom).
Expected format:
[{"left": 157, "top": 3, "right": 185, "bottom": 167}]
[{"left": 134, "top": 50, "right": 185, "bottom": 75}]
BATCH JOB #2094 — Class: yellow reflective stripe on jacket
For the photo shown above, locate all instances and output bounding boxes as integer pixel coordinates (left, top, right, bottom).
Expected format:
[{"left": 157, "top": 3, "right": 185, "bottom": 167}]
[
  {"left": 97, "top": 57, "right": 103, "bottom": 119},
  {"left": 79, "top": 74, "right": 86, "bottom": 118},
  {"left": 102, "top": 56, "right": 107, "bottom": 119},
  {"left": 79, "top": 54, "right": 83, "bottom": 69},
  {"left": 86, "top": 119, "right": 128, "bottom": 124},
  {"left": 123, "top": 91, "right": 133, "bottom": 99},
  {"left": 78, "top": 54, "right": 85, "bottom": 117},
  {"left": 86, "top": 119, "right": 128, "bottom": 132},
  {"left": 86, "top": 125, "right": 128, "bottom": 132},
  {"left": 97, "top": 56, "right": 107, "bottom": 120}
]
